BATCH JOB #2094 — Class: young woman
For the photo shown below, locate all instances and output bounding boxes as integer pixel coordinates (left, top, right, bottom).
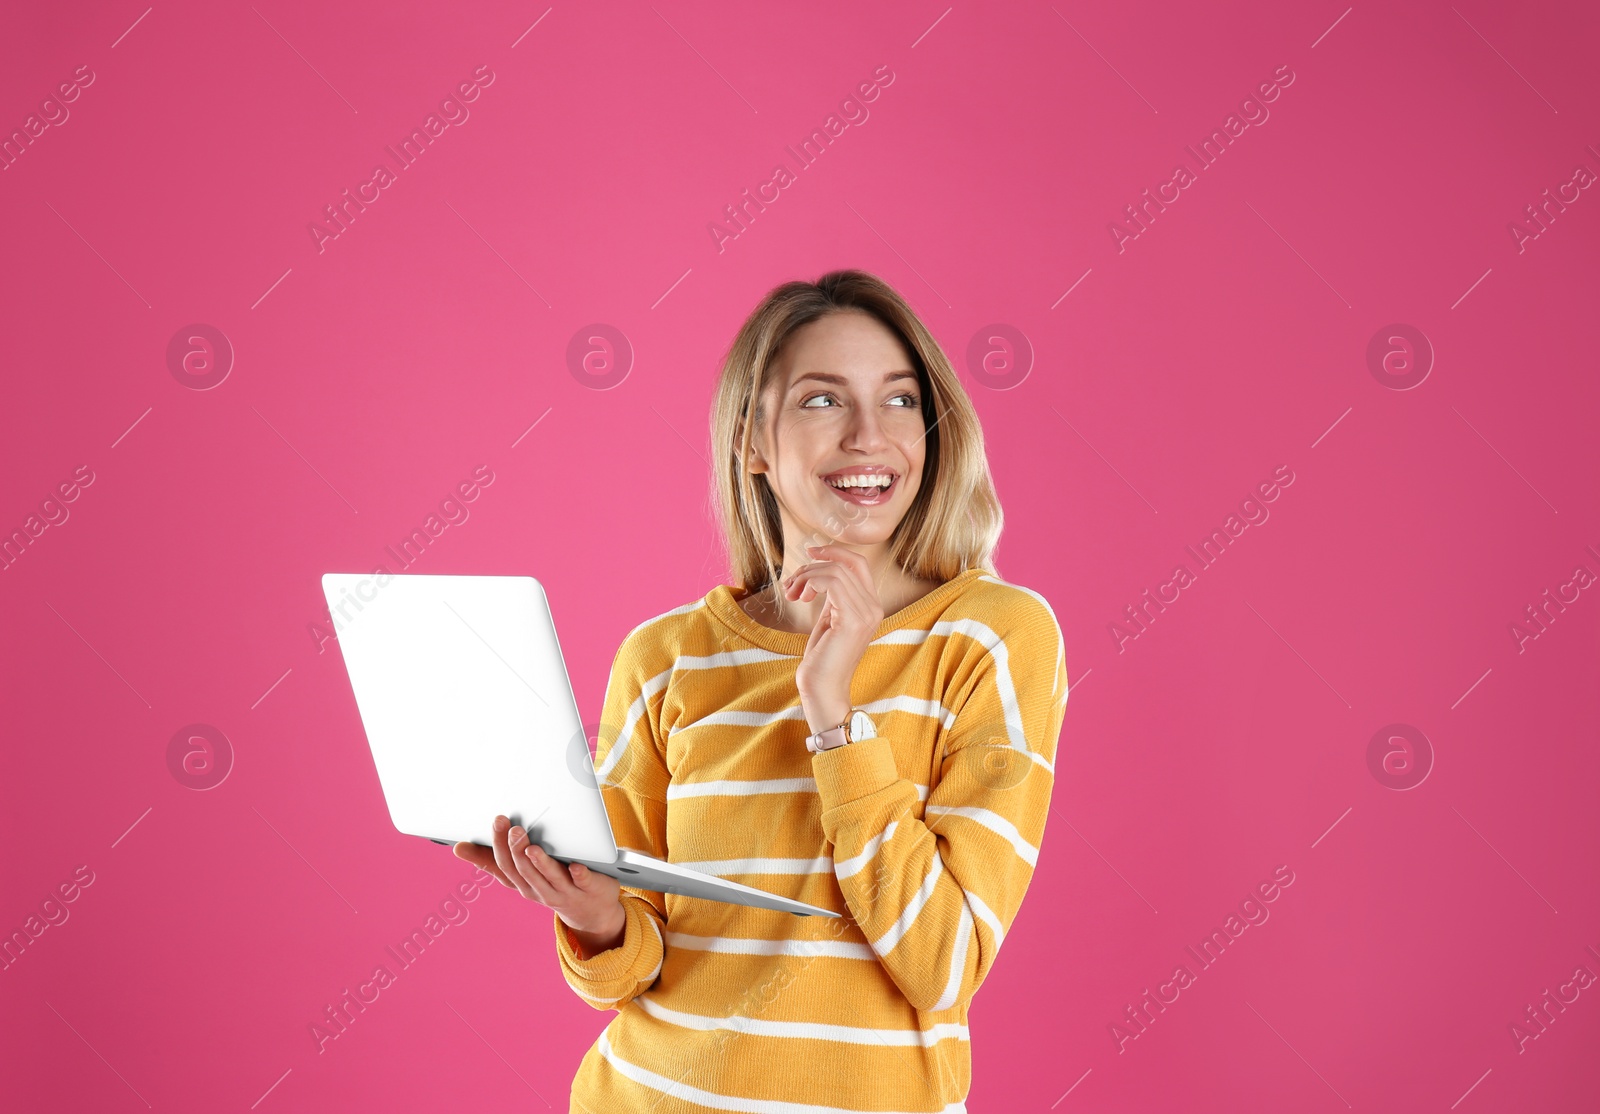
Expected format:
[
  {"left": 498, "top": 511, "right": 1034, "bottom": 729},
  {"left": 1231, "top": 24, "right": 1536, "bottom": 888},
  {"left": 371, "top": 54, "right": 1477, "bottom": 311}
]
[{"left": 455, "top": 270, "right": 1068, "bottom": 1112}]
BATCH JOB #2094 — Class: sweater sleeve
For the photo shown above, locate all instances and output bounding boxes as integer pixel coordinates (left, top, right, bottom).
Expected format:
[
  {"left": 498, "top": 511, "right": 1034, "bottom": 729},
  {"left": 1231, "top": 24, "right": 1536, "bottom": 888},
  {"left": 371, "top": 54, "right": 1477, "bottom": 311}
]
[
  {"left": 553, "top": 627, "right": 674, "bottom": 1011},
  {"left": 812, "top": 597, "right": 1068, "bottom": 1013}
]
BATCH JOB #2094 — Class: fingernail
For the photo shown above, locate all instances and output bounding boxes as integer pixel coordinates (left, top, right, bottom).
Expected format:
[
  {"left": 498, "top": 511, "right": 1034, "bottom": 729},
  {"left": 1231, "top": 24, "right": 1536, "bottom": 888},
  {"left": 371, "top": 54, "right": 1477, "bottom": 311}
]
[
  {"left": 510, "top": 826, "right": 524, "bottom": 840},
  {"left": 494, "top": 816, "right": 508, "bottom": 831}
]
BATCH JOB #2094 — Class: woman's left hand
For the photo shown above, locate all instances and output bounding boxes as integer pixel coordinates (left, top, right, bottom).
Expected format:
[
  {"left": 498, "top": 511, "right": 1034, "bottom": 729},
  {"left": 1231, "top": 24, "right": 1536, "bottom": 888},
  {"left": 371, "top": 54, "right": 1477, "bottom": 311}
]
[{"left": 785, "top": 544, "right": 883, "bottom": 726}]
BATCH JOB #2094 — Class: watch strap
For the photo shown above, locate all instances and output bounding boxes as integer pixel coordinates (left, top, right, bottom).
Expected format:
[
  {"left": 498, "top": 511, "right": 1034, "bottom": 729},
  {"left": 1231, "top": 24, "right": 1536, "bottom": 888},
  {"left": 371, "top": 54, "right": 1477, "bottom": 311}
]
[
  {"left": 806, "top": 721, "right": 851, "bottom": 753},
  {"left": 806, "top": 709, "right": 874, "bottom": 753}
]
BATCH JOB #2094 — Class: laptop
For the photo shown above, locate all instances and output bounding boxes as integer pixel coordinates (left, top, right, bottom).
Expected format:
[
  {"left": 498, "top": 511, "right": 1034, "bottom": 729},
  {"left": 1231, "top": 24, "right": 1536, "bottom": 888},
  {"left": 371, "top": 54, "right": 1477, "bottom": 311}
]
[{"left": 321, "top": 572, "right": 837, "bottom": 918}]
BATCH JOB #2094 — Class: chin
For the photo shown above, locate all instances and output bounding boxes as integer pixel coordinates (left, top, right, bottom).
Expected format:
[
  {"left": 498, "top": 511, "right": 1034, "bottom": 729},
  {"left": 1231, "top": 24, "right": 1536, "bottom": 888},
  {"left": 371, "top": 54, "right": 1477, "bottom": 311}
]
[{"left": 806, "top": 509, "right": 901, "bottom": 545}]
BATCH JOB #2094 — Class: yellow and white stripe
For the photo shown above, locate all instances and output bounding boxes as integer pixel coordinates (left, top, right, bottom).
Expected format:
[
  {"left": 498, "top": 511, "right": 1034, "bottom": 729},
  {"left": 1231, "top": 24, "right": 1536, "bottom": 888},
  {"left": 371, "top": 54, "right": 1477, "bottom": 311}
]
[{"left": 554, "top": 568, "right": 1067, "bottom": 1112}]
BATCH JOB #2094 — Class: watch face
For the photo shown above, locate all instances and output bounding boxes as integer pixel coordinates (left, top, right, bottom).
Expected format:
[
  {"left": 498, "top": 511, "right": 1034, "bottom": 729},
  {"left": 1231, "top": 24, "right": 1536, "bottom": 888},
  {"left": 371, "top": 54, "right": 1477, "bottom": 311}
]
[{"left": 848, "top": 710, "right": 874, "bottom": 741}]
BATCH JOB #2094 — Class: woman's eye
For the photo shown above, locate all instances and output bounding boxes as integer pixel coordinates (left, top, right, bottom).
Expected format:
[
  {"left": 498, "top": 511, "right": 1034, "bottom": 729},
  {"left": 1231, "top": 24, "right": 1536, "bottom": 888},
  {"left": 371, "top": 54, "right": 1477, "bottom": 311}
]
[{"left": 798, "top": 392, "right": 919, "bottom": 409}]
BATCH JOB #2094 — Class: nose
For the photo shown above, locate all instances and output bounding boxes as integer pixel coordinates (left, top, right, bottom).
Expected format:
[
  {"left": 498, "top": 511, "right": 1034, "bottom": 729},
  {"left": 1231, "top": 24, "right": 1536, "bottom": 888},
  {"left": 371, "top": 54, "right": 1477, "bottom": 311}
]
[{"left": 842, "top": 403, "right": 889, "bottom": 452}]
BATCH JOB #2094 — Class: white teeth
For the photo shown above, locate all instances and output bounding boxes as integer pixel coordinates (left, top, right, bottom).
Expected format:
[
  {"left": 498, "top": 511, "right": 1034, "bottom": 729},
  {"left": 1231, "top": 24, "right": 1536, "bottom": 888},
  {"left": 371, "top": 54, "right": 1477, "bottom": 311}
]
[{"left": 826, "top": 474, "right": 894, "bottom": 489}]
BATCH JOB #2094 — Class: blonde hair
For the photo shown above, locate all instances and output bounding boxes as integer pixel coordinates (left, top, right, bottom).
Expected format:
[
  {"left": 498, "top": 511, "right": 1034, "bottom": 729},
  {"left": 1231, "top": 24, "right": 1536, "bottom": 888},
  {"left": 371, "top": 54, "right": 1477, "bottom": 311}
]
[{"left": 709, "top": 269, "right": 1004, "bottom": 594}]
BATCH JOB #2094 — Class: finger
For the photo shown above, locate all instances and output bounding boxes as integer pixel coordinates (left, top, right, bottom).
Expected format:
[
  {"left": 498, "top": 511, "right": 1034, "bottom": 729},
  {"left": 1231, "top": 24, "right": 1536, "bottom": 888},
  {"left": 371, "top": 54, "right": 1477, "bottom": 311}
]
[
  {"left": 780, "top": 561, "right": 821, "bottom": 592},
  {"left": 792, "top": 565, "right": 871, "bottom": 619},
  {"left": 795, "top": 575, "right": 836, "bottom": 605},
  {"left": 806, "top": 545, "right": 880, "bottom": 604},
  {"left": 789, "top": 549, "right": 866, "bottom": 586},
  {"left": 455, "top": 841, "right": 514, "bottom": 888},
  {"left": 804, "top": 543, "right": 871, "bottom": 576},
  {"left": 786, "top": 565, "right": 845, "bottom": 602},
  {"left": 506, "top": 829, "right": 567, "bottom": 907},
  {"left": 812, "top": 573, "right": 868, "bottom": 620},
  {"left": 569, "top": 862, "right": 619, "bottom": 900},
  {"left": 815, "top": 559, "right": 874, "bottom": 612},
  {"left": 782, "top": 555, "right": 844, "bottom": 582},
  {"left": 452, "top": 842, "right": 513, "bottom": 887},
  {"left": 490, "top": 817, "right": 537, "bottom": 899},
  {"left": 568, "top": 862, "right": 600, "bottom": 891},
  {"left": 825, "top": 556, "right": 884, "bottom": 618},
  {"left": 521, "top": 841, "right": 581, "bottom": 902},
  {"left": 804, "top": 544, "right": 874, "bottom": 585}
]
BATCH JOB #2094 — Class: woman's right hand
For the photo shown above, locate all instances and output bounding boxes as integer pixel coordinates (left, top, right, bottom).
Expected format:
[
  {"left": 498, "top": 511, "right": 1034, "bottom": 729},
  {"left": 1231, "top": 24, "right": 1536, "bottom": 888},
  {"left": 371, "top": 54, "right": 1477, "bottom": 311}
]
[{"left": 452, "top": 815, "right": 627, "bottom": 957}]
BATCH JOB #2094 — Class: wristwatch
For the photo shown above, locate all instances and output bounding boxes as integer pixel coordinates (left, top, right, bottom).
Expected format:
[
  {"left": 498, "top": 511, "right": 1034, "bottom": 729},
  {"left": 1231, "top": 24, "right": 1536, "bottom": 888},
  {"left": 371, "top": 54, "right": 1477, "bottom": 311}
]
[{"left": 805, "top": 709, "right": 876, "bottom": 754}]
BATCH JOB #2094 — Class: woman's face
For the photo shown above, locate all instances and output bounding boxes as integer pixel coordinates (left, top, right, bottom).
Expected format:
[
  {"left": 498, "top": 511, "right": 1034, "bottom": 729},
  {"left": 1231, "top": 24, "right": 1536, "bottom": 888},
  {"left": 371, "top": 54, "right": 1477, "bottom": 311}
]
[{"left": 748, "top": 310, "right": 929, "bottom": 552}]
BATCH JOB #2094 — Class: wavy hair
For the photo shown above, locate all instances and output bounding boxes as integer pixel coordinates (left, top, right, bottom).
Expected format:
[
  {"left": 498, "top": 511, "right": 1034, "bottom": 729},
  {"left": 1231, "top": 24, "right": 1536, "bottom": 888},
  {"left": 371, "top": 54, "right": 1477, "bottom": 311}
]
[{"left": 709, "top": 269, "right": 1004, "bottom": 594}]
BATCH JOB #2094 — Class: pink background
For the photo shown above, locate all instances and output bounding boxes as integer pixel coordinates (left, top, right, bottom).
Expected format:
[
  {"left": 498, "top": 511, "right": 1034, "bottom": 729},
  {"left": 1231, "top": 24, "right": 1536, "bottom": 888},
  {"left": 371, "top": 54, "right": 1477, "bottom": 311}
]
[{"left": 3, "top": 1, "right": 1597, "bottom": 1110}]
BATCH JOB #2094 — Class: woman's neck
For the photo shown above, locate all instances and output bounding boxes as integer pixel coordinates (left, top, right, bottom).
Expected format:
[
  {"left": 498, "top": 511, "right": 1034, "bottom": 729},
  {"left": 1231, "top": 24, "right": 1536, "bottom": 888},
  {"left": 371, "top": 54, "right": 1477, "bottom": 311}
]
[{"left": 738, "top": 554, "right": 944, "bottom": 635}]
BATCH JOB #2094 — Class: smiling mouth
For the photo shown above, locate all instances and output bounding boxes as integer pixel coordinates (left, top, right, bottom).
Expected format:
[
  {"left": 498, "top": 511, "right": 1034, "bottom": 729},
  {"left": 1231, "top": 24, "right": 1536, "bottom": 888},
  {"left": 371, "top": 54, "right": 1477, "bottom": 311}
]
[{"left": 821, "top": 470, "right": 899, "bottom": 504}]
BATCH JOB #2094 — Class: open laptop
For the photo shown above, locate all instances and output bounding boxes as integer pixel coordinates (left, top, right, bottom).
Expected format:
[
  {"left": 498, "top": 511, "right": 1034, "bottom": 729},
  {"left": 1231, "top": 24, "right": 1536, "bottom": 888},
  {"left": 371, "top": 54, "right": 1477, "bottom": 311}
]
[{"left": 321, "top": 572, "right": 837, "bottom": 918}]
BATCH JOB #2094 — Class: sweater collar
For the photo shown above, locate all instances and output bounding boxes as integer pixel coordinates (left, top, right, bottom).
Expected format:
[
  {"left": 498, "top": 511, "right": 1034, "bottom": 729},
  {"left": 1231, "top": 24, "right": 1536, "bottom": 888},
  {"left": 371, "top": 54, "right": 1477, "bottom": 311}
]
[{"left": 703, "top": 568, "right": 987, "bottom": 655}]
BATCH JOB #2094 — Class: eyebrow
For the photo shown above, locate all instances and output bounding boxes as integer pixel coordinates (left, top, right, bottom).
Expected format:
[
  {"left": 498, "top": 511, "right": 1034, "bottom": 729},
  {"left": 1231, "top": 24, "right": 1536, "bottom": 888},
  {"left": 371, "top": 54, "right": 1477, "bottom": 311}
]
[{"left": 791, "top": 370, "right": 919, "bottom": 389}]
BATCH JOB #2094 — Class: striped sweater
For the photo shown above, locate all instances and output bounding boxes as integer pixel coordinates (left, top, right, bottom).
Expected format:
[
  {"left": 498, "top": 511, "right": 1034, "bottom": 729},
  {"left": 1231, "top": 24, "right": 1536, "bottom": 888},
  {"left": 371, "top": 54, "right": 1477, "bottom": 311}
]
[{"left": 553, "top": 567, "right": 1069, "bottom": 1113}]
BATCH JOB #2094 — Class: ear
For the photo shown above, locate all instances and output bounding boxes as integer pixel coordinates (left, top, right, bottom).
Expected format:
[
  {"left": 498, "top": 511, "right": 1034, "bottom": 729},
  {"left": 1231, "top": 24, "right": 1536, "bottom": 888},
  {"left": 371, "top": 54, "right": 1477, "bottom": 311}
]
[{"left": 737, "top": 422, "right": 769, "bottom": 475}]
